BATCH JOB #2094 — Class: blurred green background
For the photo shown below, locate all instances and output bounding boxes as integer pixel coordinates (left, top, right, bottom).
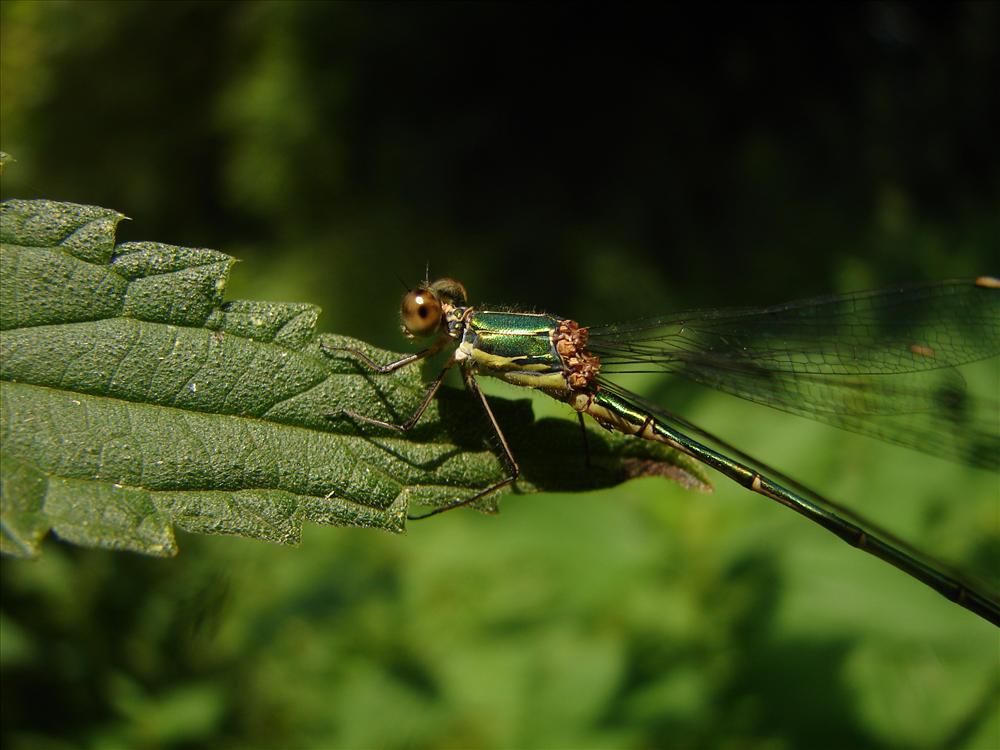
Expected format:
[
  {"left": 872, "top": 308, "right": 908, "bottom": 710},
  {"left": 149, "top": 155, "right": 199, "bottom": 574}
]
[{"left": 2, "top": 2, "right": 998, "bottom": 749}]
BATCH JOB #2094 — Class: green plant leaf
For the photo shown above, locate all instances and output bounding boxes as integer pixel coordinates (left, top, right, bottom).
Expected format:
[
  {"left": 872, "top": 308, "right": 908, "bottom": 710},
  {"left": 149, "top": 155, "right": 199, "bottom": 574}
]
[{"left": 0, "top": 198, "right": 709, "bottom": 558}]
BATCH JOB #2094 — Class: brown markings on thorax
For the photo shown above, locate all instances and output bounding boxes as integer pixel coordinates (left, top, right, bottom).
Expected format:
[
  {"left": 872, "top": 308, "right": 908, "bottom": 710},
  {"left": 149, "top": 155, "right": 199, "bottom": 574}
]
[{"left": 553, "top": 319, "right": 601, "bottom": 389}]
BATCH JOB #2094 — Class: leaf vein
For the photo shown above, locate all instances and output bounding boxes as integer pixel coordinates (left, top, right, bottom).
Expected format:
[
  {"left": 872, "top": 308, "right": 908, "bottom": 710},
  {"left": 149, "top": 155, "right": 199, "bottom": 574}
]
[{"left": 105, "top": 319, "right": 141, "bottom": 396}]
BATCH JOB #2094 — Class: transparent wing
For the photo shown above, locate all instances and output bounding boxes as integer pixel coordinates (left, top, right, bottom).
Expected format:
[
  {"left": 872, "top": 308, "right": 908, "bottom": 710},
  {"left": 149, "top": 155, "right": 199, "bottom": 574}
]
[{"left": 588, "top": 278, "right": 1000, "bottom": 469}]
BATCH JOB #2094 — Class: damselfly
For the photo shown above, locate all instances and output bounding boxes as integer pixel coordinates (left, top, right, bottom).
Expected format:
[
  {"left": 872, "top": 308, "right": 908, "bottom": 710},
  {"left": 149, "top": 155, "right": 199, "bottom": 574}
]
[{"left": 324, "top": 276, "right": 1000, "bottom": 626}]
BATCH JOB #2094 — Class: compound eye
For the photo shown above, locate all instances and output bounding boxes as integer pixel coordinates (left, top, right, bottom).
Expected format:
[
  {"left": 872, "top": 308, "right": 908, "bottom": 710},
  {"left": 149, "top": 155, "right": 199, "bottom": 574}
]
[{"left": 400, "top": 290, "right": 442, "bottom": 337}]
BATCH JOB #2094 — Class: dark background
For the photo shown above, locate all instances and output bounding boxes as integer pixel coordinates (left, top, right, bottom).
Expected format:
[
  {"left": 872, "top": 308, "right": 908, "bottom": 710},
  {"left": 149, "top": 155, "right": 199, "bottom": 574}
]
[{"left": 2, "top": 3, "right": 998, "bottom": 749}]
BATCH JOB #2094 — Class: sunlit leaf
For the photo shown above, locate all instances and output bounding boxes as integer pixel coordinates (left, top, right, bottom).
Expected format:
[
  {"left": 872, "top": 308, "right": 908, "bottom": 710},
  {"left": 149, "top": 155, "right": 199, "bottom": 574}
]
[{"left": 0, "top": 199, "right": 708, "bottom": 557}]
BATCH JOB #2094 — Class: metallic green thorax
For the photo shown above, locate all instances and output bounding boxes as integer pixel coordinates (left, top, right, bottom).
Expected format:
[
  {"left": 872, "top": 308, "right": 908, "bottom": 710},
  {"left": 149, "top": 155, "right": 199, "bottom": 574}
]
[
  {"left": 457, "top": 310, "right": 571, "bottom": 391},
  {"left": 448, "top": 309, "right": 692, "bottom": 448}
]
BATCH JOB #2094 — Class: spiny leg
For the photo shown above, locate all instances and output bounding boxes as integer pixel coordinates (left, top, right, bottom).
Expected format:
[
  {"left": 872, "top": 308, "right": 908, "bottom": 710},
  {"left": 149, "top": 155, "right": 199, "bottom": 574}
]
[
  {"left": 407, "top": 369, "right": 520, "bottom": 521},
  {"left": 322, "top": 339, "right": 519, "bottom": 522},
  {"left": 322, "top": 337, "right": 452, "bottom": 430},
  {"left": 332, "top": 358, "right": 455, "bottom": 432},
  {"left": 321, "top": 338, "right": 447, "bottom": 374}
]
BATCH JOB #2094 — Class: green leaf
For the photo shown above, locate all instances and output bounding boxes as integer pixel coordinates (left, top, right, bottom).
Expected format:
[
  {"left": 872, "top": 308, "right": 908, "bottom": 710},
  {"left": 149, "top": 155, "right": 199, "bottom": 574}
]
[{"left": 0, "top": 198, "right": 709, "bottom": 558}]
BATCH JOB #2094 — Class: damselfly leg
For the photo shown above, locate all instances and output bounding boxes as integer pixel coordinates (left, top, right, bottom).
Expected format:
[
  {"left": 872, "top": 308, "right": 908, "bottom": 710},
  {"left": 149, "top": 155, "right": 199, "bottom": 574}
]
[{"left": 322, "top": 342, "right": 520, "bottom": 521}]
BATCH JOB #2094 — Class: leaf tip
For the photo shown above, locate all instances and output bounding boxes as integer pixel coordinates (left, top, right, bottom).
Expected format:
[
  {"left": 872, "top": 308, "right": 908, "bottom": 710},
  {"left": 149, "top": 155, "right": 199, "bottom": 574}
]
[{"left": 618, "top": 457, "right": 714, "bottom": 492}]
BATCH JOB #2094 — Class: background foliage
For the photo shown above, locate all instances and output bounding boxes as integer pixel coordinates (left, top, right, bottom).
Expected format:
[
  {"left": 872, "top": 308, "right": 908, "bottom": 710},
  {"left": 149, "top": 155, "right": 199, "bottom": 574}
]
[{"left": 1, "top": 2, "right": 998, "bottom": 749}]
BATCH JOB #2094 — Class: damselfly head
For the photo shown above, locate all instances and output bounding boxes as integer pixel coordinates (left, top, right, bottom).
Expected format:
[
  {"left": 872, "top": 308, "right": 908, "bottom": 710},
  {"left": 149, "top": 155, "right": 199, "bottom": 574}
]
[{"left": 399, "top": 278, "right": 467, "bottom": 338}]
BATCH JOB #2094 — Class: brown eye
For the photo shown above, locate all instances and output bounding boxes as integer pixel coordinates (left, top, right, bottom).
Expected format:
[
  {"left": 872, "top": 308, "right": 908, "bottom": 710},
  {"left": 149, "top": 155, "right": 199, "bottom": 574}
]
[{"left": 400, "top": 290, "right": 443, "bottom": 337}]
